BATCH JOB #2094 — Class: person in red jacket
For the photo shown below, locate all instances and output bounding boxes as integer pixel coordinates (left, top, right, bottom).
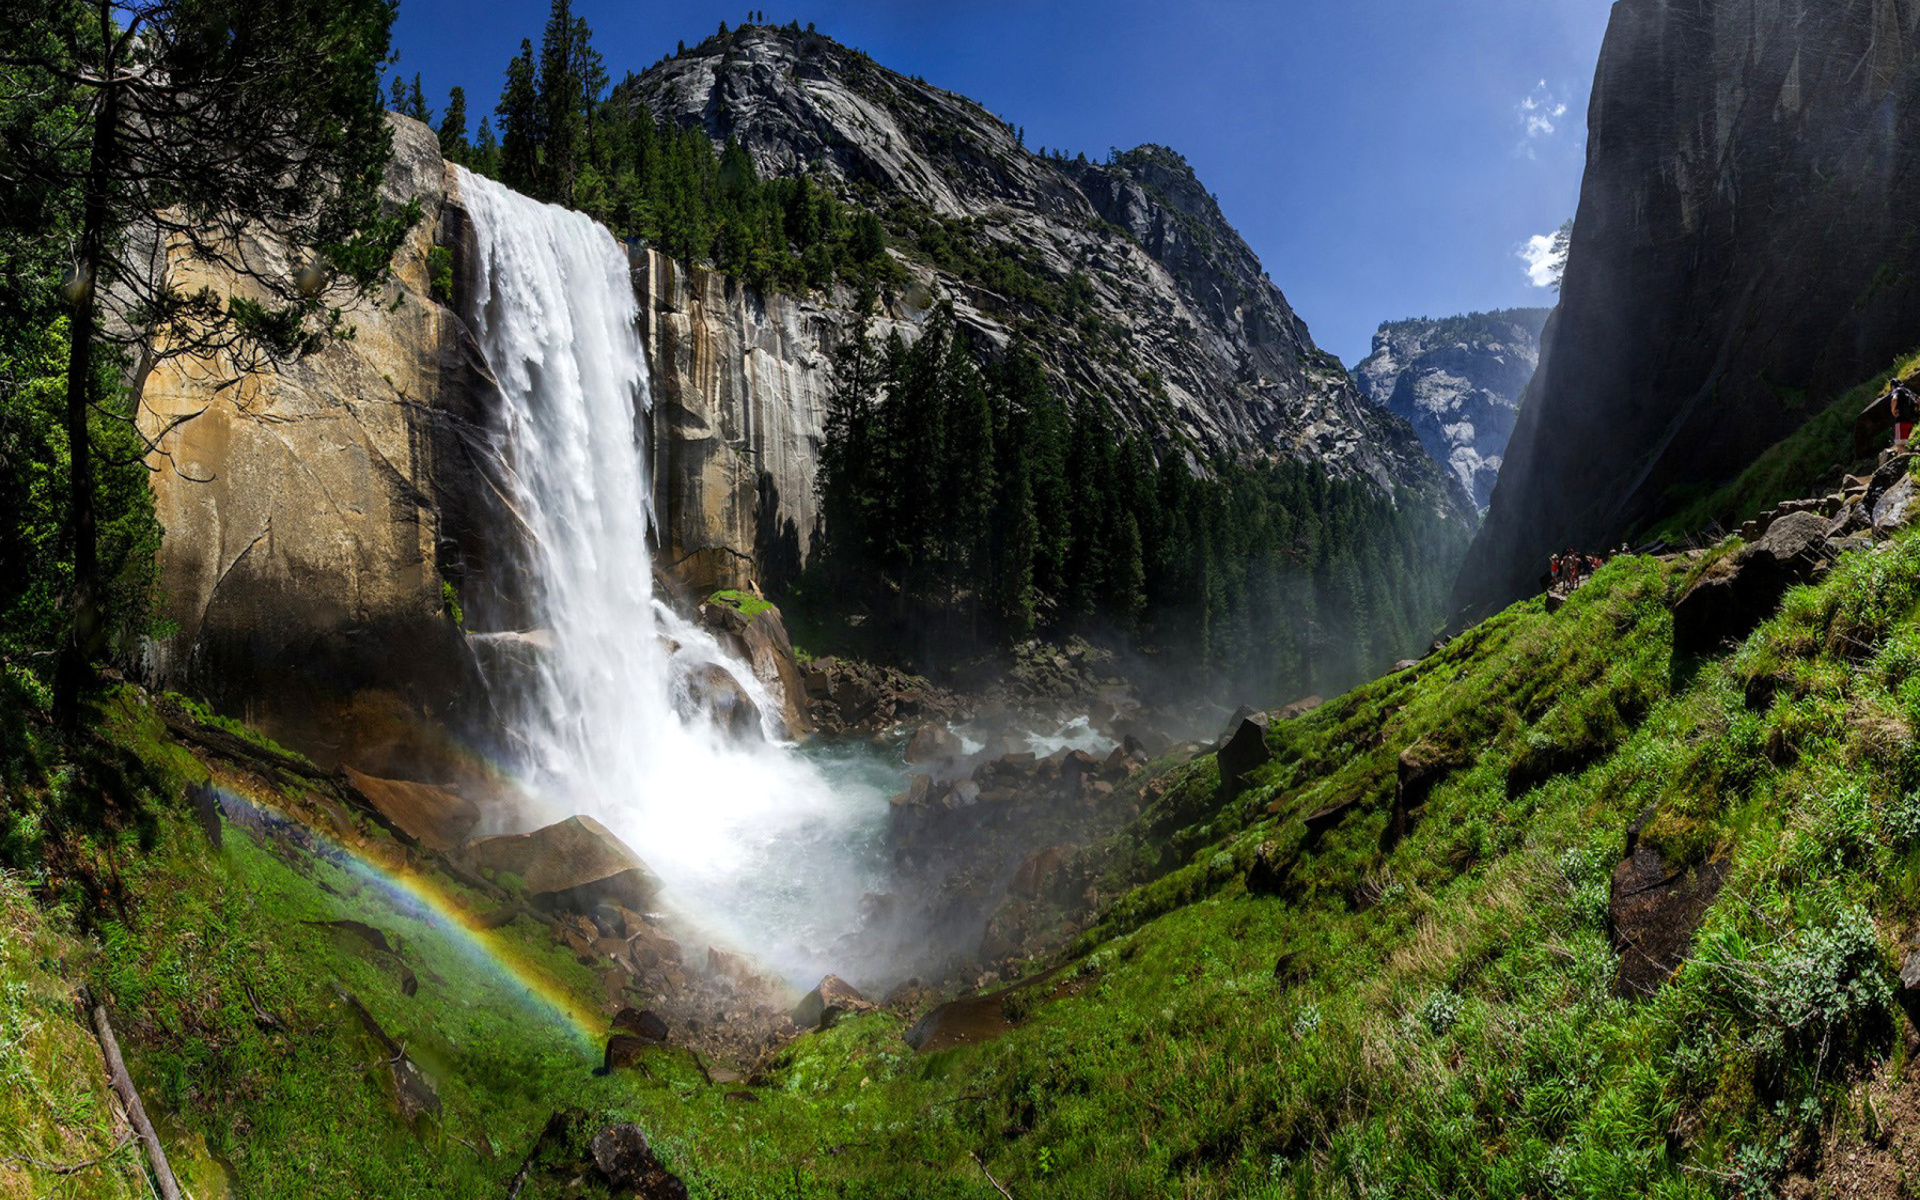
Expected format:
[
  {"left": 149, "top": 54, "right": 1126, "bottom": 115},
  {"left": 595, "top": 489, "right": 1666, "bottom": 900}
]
[{"left": 1894, "top": 377, "right": 1919, "bottom": 449}]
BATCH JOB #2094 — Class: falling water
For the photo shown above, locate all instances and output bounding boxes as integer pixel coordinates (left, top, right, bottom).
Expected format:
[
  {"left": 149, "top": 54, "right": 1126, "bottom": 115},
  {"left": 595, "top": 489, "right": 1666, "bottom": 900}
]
[{"left": 456, "top": 169, "right": 891, "bottom": 988}]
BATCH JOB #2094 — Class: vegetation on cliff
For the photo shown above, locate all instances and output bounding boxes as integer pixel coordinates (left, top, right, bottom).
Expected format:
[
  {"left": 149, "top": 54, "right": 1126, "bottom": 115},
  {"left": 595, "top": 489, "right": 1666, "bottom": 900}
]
[{"left": 808, "top": 303, "right": 1467, "bottom": 699}]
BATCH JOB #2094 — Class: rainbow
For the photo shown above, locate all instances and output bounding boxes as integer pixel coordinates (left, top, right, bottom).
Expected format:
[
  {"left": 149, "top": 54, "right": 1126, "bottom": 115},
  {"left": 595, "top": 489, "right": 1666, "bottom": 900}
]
[{"left": 206, "top": 783, "right": 606, "bottom": 1053}]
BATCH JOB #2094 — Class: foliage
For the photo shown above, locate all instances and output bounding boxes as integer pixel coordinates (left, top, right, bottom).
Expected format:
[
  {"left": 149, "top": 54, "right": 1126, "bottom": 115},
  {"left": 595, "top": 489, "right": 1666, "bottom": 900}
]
[
  {"left": 0, "top": 318, "right": 162, "bottom": 677},
  {"left": 706, "top": 589, "right": 774, "bottom": 621}
]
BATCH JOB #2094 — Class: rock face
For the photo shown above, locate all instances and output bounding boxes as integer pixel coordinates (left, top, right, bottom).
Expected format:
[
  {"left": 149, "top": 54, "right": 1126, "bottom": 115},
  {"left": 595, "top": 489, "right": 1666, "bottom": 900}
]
[
  {"left": 138, "top": 115, "right": 499, "bottom": 775},
  {"left": 1352, "top": 310, "right": 1549, "bottom": 510},
  {"left": 463, "top": 815, "right": 663, "bottom": 915},
  {"left": 625, "top": 27, "right": 1462, "bottom": 516},
  {"left": 636, "top": 249, "right": 922, "bottom": 595},
  {"left": 1457, "top": 0, "right": 1920, "bottom": 616}
]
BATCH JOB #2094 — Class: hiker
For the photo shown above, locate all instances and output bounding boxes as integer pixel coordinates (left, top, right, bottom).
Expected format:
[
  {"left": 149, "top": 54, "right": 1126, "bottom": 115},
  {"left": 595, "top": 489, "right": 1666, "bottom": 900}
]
[{"left": 1895, "top": 377, "right": 1919, "bottom": 450}]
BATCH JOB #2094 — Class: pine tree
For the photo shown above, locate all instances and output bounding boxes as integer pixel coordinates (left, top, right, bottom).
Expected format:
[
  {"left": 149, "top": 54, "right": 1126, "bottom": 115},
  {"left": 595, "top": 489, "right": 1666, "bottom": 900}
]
[
  {"left": 472, "top": 117, "right": 500, "bottom": 177},
  {"left": 437, "top": 87, "right": 469, "bottom": 162},
  {"left": 405, "top": 73, "right": 431, "bottom": 124},
  {"left": 496, "top": 40, "right": 541, "bottom": 194}
]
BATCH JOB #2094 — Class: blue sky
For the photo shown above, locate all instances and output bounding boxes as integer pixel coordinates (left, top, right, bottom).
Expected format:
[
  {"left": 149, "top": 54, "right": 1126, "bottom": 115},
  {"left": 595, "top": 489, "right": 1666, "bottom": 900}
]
[{"left": 391, "top": 0, "right": 1615, "bottom": 366}]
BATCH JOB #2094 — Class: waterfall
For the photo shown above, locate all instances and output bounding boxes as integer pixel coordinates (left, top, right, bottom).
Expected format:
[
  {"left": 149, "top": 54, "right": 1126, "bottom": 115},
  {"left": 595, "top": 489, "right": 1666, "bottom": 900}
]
[{"left": 456, "top": 169, "right": 889, "bottom": 988}]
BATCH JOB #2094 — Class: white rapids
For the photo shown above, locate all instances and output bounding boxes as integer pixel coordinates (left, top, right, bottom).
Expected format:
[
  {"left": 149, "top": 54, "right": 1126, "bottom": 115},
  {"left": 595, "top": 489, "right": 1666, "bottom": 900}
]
[{"left": 457, "top": 168, "right": 891, "bottom": 988}]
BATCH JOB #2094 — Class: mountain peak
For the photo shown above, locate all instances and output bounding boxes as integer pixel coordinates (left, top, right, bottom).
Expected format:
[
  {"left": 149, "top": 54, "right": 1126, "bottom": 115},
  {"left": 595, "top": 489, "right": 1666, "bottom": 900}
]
[{"left": 622, "top": 26, "right": 1466, "bottom": 515}]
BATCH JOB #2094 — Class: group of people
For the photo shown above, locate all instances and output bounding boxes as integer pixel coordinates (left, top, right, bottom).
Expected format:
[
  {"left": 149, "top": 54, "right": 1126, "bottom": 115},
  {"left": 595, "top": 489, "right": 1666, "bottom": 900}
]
[{"left": 1542, "top": 549, "right": 1610, "bottom": 594}]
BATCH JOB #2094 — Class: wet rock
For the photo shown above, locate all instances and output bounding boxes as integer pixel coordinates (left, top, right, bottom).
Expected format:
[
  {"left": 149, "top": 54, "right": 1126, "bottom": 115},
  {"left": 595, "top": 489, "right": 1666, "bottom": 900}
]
[
  {"left": 589, "top": 1123, "right": 688, "bottom": 1198},
  {"left": 1060, "top": 749, "right": 1101, "bottom": 791},
  {"left": 187, "top": 781, "right": 223, "bottom": 849},
  {"left": 343, "top": 767, "right": 480, "bottom": 852},
  {"left": 337, "top": 988, "right": 439, "bottom": 1127},
  {"left": 674, "top": 662, "right": 762, "bottom": 741},
  {"left": 1008, "top": 845, "right": 1074, "bottom": 902},
  {"left": 1389, "top": 738, "right": 1462, "bottom": 848},
  {"left": 700, "top": 596, "right": 812, "bottom": 737},
  {"left": 706, "top": 945, "right": 754, "bottom": 982},
  {"left": 604, "top": 1033, "right": 663, "bottom": 1071},
  {"left": 1672, "top": 511, "right": 1834, "bottom": 655},
  {"left": 904, "top": 722, "right": 964, "bottom": 766},
  {"left": 1275, "top": 695, "right": 1324, "bottom": 721},
  {"left": 464, "top": 815, "right": 663, "bottom": 916},
  {"left": 1216, "top": 705, "right": 1264, "bottom": 744},
  {"left": 792, "top": 975, "right": 873, "bottom": 1030},
  {"left": 1216, "top": 718, "right": 1273, "bottom": 787},
  {"left": 612, "top": 1007, "right": 670, "bottom": 1042},
  {"left": 1609, "top": 819, "right": 1729, "bottom": 998},
  {"left": 1900, "top": 947, "right": 1920, "bottom": 993}
]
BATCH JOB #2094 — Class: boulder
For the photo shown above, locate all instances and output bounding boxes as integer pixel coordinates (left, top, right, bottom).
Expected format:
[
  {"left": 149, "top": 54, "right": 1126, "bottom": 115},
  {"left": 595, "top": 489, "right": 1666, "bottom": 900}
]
[
  {"left": 1874, "top": 473, "right": 1919, "bottom": 537},
  {"left": 589, "top": 1123, "right": 689, "bottom": 1199},
  {"left": 611, "top": 1007, "right": 670, "bottom": 1042},
  {"left": 343, "top": 767, "right": 480, "bottom": 852},
  {"left": 673, "top": 662, "right": 762, "bottom": 741},
  {"left": 1008, "top": 845, "right": 1074, "bottom": 902},
  {"left": 1216, "top": 705, "right": 1264, "bottom": 744},
  {"left": 701, "top": 597, "right": 813, "bottom": 737},
  {"left": 1245, "top": 841, "right": 1289, "bottom": 896},
  {"left": 1388, "top": 739, "right": 1462, "bottom": 848},
  {"left": 603, "top": 1034, "right": 663, "bottom": 1071},
  {"left": 903, "top": 722, "right": 963, "bottom": 766},
  {"left": 1275, "top": 695, "right": 1324, "bottom": 721},
  {"left": 1610, "top": 820, "right": 1729, "bottom": 998},
  {"left": 792, "top": 974, "right": 873, "bottom": 1030},
  {"left": 1671, "top": 511, "right": 1833, "bottom": 655},
  {"left": 1216, "top": 718, "right": 1273, "bottom": 786},
  {"left": 1060, "top": 749, "right": 1101, "bottom": 791},
  {"left": 464, "top": 815, "right": 662, "bottom": 915}
]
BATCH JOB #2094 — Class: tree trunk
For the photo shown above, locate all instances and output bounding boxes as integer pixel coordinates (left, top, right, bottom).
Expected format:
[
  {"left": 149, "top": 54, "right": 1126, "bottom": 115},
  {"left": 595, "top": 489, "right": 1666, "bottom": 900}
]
[{"left": 54, "top": 71, "right": 118, "bottom": 731}]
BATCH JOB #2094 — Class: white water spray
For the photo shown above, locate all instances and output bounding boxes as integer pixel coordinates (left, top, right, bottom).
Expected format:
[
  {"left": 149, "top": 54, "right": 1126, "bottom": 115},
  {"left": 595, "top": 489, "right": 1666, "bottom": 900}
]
[{"left": 457, "top": 169, "right": 890, "bottom": 988}]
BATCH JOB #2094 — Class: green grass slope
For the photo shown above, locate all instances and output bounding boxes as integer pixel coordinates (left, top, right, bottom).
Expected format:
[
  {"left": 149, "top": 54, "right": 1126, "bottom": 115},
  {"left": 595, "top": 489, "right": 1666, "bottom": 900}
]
[{"left": 12, "top": 527, "right": 1920, "bottom": 1196}]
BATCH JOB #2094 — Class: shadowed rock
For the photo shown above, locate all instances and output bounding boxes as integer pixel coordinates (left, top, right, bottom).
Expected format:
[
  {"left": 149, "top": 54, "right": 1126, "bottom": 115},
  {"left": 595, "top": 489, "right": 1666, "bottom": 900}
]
[
  {"left": 465, "top": 815, "right": 662, "bottom": 916},
  {"left": 343, "top": 767, "right": 479, "bottom": 852},
  {"left": 589, "top": 1124, "right": 688, "bottom": 1198},
  {"left": 1610, "top": 834, "right": 1728, "bottom": 999},
  {"left": 1216, "top": 718, "right": 1272, "bottom": 788}
]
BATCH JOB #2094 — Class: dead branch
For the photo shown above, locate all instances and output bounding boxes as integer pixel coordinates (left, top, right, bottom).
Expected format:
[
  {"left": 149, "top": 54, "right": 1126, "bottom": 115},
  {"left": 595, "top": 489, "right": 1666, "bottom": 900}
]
[{"left": 83, "top": 992, "right": 182, "bottom": 1200}]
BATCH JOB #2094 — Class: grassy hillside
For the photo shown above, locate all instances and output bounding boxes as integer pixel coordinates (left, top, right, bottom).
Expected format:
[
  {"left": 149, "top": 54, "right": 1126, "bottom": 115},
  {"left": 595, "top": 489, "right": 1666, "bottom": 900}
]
[{"left": 11, "top": 523, "right": 1920, "bottom": 1195}]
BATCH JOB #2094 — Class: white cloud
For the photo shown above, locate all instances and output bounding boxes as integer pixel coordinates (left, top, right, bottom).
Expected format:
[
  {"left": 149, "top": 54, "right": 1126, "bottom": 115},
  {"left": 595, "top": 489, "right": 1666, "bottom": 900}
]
[
  {"left": 1516, "top": 81, "right": 1570, "bottom": 154},
  {"left": 1519, "top": 233, "right": 1561, "bottom": 288}
]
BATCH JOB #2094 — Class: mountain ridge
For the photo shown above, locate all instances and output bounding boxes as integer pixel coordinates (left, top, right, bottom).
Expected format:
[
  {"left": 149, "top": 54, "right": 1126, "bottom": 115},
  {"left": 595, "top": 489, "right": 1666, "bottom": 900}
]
[
  {"left": 1353, "top": 307, "right": 1549, "bottom": 510},
  {"left": 621, "top": 23, "right": 1469, "bottom": 516}
]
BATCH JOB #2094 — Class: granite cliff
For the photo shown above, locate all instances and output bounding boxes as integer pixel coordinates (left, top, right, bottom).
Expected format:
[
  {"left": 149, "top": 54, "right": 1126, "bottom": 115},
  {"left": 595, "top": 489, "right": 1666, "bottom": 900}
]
[
  {"left": 1352, "top": 309, "right": 1548, "bottom": 511},
  {"left": 139, "top": 116, "right": 500, "bottom": 776},
  {"left": 1456, "top": 0, "right": 1920, "bottom": 615}
]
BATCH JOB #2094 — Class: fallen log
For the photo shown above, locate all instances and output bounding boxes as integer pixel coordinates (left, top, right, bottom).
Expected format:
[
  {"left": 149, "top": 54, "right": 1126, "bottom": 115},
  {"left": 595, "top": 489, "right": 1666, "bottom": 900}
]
[{"left": 84, "top": 991, "right": 182, "bottom": 1200}]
